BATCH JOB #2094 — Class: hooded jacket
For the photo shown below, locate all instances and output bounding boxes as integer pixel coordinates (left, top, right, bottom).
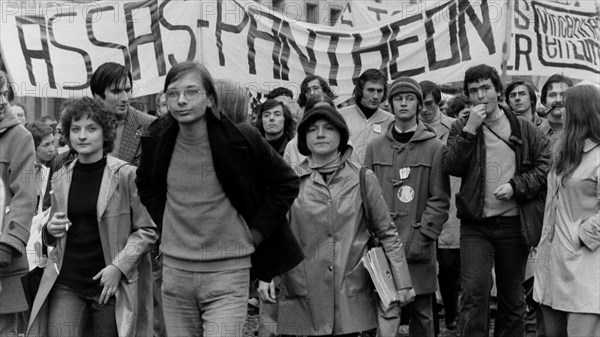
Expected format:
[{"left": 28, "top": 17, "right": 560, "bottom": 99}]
[
  {"left": 277, "top": 147, "right": 411, "bottom": 335},
  {"left": 365, "top": 121, "right": 450, "bottom": 295},
  {"left": 0, "top": 109, "right": 36, "bottom": 314}
]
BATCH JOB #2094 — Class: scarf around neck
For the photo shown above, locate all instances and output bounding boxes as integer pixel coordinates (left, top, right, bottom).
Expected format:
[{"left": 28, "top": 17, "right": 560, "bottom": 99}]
[{"left": 308, "top": 152, "right": 342, "bottom": 174}]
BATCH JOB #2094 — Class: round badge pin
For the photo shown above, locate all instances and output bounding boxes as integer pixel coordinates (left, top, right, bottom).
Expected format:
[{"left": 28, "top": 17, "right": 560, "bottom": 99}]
[{"left": 397, "top": 185, "right": 415, "bottom": 203}]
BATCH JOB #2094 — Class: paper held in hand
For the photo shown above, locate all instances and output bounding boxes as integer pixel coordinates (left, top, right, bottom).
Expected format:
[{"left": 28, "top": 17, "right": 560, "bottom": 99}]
[{"left": 362, "top": 246, "right": 399, "bottom": 310}]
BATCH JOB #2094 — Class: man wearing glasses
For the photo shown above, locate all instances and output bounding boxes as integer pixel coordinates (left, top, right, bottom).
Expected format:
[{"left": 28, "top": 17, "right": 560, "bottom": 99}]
[{"left": 136, "top": 61, "right": 302, "bottom": 335}]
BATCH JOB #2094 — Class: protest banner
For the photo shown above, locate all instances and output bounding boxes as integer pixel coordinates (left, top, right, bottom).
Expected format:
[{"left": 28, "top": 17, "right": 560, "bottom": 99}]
[
  {"left": 336, "top": 0, "right": 600, "bottom": 85},
  {"left": 0, "top": 0, "right": 506, "bottom": 101},
  {"left": 506, "top": 0, "right": 599, "bottom": 80}
]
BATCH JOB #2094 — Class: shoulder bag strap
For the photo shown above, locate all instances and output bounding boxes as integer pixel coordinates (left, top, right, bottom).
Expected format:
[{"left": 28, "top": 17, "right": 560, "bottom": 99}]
[{"left": 360, "top": 167, "right": 379, "bottom": 244}]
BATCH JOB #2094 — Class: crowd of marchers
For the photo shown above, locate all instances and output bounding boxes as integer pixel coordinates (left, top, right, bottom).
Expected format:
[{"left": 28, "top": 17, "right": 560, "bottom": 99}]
[{"left": 0, "top": 61, "right": 598, "bottom": 337}]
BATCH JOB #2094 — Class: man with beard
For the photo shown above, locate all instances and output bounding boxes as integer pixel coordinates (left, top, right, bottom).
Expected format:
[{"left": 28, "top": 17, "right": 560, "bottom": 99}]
[
  {"left": 539, "top": 74, "right": 573, "bottom": 147},
  {"left": 339, "top": 69, "right": 394, "bottom": 162},
  {"left": 365, "top": 77, "right": 450, "bottom": 336}
]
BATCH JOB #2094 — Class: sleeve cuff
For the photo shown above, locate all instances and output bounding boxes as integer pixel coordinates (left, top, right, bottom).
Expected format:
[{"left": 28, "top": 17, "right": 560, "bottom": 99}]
[
  {"left": 419, "top": 223, "right": 441, "bottom": 241},
  {"left": 579, "top": 225, "right": 599, "bottom": 251},
  {"left": 251, "top": 228, "right": 264, "bottom": 247}
]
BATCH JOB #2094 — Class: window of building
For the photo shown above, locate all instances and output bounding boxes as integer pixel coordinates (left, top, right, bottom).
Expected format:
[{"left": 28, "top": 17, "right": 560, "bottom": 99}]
[
  {"left": 306, "top": 3, "right": 318, "bottom": 23},
  {"left": 330, "top": 8, "right": 341, "bottom": 26},
  {"left": 272, "top": 0, "right": 283, "bottom": 10}
]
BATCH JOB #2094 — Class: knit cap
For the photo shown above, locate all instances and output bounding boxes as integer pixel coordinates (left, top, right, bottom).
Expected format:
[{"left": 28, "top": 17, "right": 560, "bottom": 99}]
[{"left": 388, "top": 77, "right": 423, "bottom": 106}]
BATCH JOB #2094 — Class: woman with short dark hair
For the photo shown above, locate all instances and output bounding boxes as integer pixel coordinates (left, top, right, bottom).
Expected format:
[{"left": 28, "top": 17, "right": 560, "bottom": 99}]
[{"left": 27, "top": 97, "right": 158, "bottom": 337}]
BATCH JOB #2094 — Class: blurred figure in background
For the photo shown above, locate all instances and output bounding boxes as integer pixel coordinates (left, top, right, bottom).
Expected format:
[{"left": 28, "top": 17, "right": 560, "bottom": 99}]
[
  {"left": 154, "top": 92, "right": 169, "bottom": 118},
  {"left": 266, "top": 87, "right": 302, "bottom": 124},
  {"left": 445, "top": 94, "right": 470, "bottom": 122},
  {"left": 215, "top": 79, "right": 251, "bottom": 124},
  {"left": 23, "top": 122, "right": 55, "bottom": 270},
  {"left": 11, "top": 101, "right": 27, "bottom": 125}
]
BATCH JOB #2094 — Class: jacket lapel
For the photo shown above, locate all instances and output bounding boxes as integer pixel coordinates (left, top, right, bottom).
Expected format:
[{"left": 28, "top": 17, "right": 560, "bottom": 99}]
[
  {"left": 97, "top": 157, "right": 120, "bottom": 220},
  {"left": 120, "top": 108, "right": 143, "bottom": 161}
]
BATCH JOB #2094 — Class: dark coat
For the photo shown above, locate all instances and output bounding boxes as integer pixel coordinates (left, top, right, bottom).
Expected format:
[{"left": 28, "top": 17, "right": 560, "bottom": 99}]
[
  {"left": 135, "top": 111, "right": 303, "bottom": 281},
  {"left": 442, "top": 106, "right": 551, "bottom": 247}
]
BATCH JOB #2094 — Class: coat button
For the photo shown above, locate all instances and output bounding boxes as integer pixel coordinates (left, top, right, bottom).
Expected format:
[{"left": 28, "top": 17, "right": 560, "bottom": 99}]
[
  {"left": 328, "top": 266, "right": 333, "bottom": 271},
  {"left": 8, "top": 222, "right": 14, "bottom": 230}
]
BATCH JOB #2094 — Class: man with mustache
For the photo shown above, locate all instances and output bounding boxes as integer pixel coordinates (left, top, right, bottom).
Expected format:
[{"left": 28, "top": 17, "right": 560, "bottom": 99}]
[
  {"left": 539, "top": 74, "right": 573, "bottom": 147},
  {"left": 442, "top": 64, "right": 550, "bottom": 337}
]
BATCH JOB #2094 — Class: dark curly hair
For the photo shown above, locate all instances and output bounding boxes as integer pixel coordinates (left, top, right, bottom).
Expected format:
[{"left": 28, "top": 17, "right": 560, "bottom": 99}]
[
  {"left": 24, "top": 121, "right": 54, "bottom": 149},
  {"left": 256, "top": 99, "right": 296, "bottom": 140},
  {"left": 297, "top": 75, "right": 335, "bottom": 107},
  {"left": 61, "top": 97, "right": 116, "bottom": 154},
  {"left": 463, "top": 64, "right": 503, "bottom": 98},
  {"left": 446, "top": 94, "right": 470, "bottom": 118}
]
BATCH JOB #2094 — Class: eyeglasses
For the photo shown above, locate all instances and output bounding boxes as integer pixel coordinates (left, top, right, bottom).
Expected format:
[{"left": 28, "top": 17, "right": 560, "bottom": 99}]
[{"left": 165, "top": 88, "right": 204, "bottom": 101}]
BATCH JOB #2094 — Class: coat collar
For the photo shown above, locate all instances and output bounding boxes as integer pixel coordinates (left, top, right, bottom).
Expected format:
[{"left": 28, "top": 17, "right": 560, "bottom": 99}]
[
  {"left": 295, "top": 145, "right": 355, "bottom": 179},
  {"left": 439, "top": 113, "right": 455, "bottom": 130},
  {"left": 53, "top": 156, "right": 127, "bottom": 219},
  {"left": 583, "top": 139, "right": 599, "bottom": 153},
  {"left": 384, "top": 120, "right": 437, "bottom": 143}
]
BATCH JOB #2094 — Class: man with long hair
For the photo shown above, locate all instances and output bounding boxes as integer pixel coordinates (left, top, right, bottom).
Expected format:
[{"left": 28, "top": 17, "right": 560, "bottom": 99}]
[
  {"left": 136, "top": 61, "right": 302, "bottom": 335},
  {"left": 338, "top": 69, "right": 394, "bottom": 162},
  {"left": 297, "top": 75, "right": 336, "bottom": 109},
  {"left": 442, "top": 64, "right": 550, "bottom": 336},
  {"left": 255, "top": 99, "right": 296, "bottom": 156}
]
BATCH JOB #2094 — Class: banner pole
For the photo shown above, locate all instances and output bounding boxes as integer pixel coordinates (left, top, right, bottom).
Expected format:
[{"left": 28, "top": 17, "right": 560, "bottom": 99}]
[{"left": 501, "top": 0, "right": 514, "bottom": 84}]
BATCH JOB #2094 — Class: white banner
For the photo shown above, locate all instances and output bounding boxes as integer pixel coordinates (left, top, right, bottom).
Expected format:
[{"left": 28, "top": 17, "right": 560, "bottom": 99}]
[
  {"left": 506, "top": 0, "right": 600, "bottom": 80},
  {"left": 1, "top": 0, "right": 506, "bottom": 100},
  {"left": 336, "top": 0, "right": 600, "bottom": 85}
]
